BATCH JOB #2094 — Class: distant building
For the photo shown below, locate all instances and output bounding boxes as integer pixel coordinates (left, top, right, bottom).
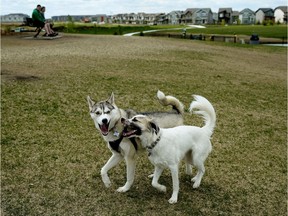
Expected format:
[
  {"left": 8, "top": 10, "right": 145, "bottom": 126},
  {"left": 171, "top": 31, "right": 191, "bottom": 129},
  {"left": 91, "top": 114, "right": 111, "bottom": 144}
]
[
  {"left": 166, "top": 11, "right": 182, "bottom": 25},
  {"left": 255, "top": 8, "right": 275, "bottom": 23},
  {"left": 218, "top": 8, "right": 233, "bottom": 24},
  {"left": 239, "top": 8, "right": 255, "bottom": 24},
  {"left": 232, "top": 11, "right": 240, "bottom": 23},
  {"left": 181, "top": 8, "right": 213, "bottom": 24},
  {"left": 274, "top": 6, "right": 287, "bottom": 23},
  {"left": 1, "top": 13, "right": 29, "bottom": 23},
  {"left": 52, "top": 15, "right": 108, "bottom": 23}
]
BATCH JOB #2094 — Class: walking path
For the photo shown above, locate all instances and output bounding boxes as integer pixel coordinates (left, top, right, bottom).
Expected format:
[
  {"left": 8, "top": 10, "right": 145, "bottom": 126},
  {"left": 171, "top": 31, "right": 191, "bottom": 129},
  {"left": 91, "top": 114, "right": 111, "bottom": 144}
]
[{"left": 123, "top": 25, "right": 206, "bottom": 36}]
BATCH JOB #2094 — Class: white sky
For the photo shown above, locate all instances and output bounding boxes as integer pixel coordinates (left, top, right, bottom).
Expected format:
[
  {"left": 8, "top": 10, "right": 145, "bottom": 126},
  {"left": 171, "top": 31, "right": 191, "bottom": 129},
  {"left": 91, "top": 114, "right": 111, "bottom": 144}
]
[{"left": 1, "top": 0, "right": 287, "bottom": 18}]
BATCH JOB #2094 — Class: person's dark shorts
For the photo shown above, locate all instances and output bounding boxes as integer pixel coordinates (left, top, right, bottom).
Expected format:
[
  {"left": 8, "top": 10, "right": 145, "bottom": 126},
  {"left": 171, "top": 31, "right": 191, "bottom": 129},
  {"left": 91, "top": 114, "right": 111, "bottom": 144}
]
[{"left": 33, "top": 20, "right": 45, "bottom": 28}]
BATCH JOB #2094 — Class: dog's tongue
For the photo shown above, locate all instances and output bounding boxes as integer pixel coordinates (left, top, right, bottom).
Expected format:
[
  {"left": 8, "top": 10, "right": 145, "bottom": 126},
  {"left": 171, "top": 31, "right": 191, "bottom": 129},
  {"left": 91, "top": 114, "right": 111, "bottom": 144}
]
[
  {"left": 100, "top": 124, "right": 109, "bottom": 136},
  {"left": 122, "top": 130, "right": 137, "bottom": 137}
]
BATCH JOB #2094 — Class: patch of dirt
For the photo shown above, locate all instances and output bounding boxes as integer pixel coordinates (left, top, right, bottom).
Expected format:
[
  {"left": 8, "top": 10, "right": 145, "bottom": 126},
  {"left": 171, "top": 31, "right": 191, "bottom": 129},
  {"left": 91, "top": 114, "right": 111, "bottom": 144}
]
[{"left": 1, "top": 69, "right": 41, "bottom": 82}]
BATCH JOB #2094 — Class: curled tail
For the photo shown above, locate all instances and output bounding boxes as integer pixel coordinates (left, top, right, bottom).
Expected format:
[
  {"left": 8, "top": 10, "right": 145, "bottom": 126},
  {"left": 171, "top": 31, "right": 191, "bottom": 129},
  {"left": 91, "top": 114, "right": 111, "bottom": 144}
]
[
  {"left": 189, "top": 95, "right": 216, "bottom": 136},
  {"left": 157, "top": 90, "right": 184, "bottom": 115}
]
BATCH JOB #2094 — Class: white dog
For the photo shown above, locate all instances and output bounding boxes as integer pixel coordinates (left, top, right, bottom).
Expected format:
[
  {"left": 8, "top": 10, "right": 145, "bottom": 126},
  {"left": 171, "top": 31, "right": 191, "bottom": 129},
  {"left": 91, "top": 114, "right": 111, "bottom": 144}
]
[
  {"left": 121, "top": 95, "right": 216, "bottom": 203},
  {"left": 87, "top": 91, "right": 184, "bottom": 192}
]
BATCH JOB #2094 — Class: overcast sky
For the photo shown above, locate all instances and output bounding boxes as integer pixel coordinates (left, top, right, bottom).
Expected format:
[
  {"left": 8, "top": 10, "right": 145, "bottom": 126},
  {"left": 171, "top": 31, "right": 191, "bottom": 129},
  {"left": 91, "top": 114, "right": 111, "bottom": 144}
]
[{"left": 1, "top": 0, "right": 287, "bottom": 18}]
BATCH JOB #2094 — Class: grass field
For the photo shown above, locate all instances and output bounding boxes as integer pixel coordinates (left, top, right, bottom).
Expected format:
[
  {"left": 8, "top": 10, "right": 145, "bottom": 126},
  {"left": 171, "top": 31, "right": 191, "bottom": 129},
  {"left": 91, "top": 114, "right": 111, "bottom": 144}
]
[
  {"left": 57, "top": 23, "right": 287, "bottom": 38},
  {"left": 1, "top": 33, "right": 287, "bottom": 215}
]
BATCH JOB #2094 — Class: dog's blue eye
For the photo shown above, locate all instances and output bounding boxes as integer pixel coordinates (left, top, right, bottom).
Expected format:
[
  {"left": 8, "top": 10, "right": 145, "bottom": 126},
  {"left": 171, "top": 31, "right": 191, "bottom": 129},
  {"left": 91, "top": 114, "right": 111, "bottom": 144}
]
[{"left": 105, "top": 111, "right": 110, "bottom": 114}]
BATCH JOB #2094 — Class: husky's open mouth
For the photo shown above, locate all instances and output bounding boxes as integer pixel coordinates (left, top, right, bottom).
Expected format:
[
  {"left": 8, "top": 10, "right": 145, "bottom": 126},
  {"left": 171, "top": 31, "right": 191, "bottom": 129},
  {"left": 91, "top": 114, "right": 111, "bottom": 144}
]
[{"left": 99, "top": 123, "right": 109, "bottom": 136}]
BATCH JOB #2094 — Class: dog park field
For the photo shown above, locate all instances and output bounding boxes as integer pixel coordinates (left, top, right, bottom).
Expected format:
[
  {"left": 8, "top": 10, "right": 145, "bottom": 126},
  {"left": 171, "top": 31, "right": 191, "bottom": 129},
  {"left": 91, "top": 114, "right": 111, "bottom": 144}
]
[{"left": 1, "top": 33, "right": 287, "bottom": 215}]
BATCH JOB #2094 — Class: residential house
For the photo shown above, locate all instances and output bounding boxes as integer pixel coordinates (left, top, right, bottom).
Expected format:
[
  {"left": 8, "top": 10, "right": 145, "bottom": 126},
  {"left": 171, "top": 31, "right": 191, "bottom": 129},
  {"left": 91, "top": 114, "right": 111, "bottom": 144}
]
[
  {"left": 166, "top": 11, "right": 182, "bottom": 25},
  {"left": 1, "top": 13, "right": 29, "bottom": 23},
  {"left": 155, "top": 13, "right": 167, "bottom": 24},
  {"left": 111, "top": 13, "right": 158, "bottom": 24},
  {"left": 255, "top": 8, "right": 275, "bottom": 23},
  {"left": 136, "top": 13, "right": 145, "bottom": 24},
  {"left": 218, "top": 8, "right": 233, "bottom": 24},
  {"left": 52, "top": 15, "right": 85, "bottom": 22},
  {"left": 91, "top": 15, "right": 107, "bottom": 24},
  {"left": 181, "top": 8, "right": 213, "bottom": 24},
  {"left": 239, "top": 8, "right": 255, "bottom": 24},
  {"left": 232, "top": 11, "right": 240, "bottom": 23},
  {"left": 143, "top": 13, "right": 159, "bottom": 25},
  {"left": 274, "top": 6, "right": 287, "bottom": 23},
  {"left": 181, "top": 8, "right": 194, "bottom": 24},
  {"left": 195, "top": 8, "right": 213, "bottom": 24}
]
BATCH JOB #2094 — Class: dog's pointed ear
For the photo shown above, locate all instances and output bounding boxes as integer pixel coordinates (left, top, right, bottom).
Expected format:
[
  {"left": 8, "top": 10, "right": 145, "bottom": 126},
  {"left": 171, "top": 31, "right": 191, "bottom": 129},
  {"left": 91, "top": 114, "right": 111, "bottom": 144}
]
[
  {"left": 150, "top": 121, "right": 160, "bottom": 135},
  {"left": 107, "top": 92, "right": 115, "bottom": 105},
  {"left": 87, "top": 96, "right": 95, "bottom": 111}
]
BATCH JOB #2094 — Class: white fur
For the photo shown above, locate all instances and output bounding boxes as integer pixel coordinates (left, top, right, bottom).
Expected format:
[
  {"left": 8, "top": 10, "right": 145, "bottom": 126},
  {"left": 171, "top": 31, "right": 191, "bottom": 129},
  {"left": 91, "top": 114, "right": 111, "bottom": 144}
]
[
  {"left": 87, "top": 91, "right": 184, "bottom": 192},
  {"left": 126, "top": 95, "right": 216, "bottom": 204}
]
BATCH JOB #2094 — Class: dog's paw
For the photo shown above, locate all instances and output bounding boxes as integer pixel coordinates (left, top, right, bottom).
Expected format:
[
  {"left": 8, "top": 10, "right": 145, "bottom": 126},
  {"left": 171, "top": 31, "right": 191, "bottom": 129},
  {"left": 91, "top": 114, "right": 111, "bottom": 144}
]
[
  {"left": 157, "top": 185, "right": 167, "bottom": 193},
  {"left": 193, "top": 182, "right": 201, "bottom": 188},
  {"left": 116, "top": 186, "right": 129, "bottom": 193},
  {"left": 104, "top": 181, "right": 112, "bottom": 188},
  {"left": 168, "top": 197, "right": 178, "bottom": 204},
  {"left": 148, "top": 173, "right": 154, "bottom": 178},
  {"left": 191, "top": 177, "right": 201, "bottom": 188},
  {"left": 101, "top": 175, "right": 112, "bottom": 188}
]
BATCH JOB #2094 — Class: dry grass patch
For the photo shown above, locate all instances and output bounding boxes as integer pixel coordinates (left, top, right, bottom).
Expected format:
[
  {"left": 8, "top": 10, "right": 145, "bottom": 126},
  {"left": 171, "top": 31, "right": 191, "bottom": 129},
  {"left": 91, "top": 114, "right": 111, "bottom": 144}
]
[{"left": 1, "top": 33, "right": 287, "bottom": 215}]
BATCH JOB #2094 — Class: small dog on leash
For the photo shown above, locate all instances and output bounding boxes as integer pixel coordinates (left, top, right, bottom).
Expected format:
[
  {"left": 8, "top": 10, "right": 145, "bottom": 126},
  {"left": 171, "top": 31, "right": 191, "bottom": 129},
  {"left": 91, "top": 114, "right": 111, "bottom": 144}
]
[
  {"left": 121, "top": 95, "right": 216, "bottom": 203},
  {"left": 87, "top": 91, "right": 184, "bottom": 192}
]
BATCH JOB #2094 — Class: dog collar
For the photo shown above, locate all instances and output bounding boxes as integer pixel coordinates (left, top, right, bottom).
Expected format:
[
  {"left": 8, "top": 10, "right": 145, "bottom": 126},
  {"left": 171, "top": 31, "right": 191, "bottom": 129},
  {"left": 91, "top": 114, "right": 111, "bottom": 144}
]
[{"left": 147, "top": 135, "right": 161, "bottom": 156}]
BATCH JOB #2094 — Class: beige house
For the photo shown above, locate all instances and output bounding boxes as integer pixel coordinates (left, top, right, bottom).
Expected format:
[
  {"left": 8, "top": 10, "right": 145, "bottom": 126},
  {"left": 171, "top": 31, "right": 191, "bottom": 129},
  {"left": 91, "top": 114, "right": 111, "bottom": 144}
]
[
  {"left": 274, "top": 6, "right": 287, "bottom": 23},
  {"left": 255, "top": 8, "right": 274, "bottom": 23}
]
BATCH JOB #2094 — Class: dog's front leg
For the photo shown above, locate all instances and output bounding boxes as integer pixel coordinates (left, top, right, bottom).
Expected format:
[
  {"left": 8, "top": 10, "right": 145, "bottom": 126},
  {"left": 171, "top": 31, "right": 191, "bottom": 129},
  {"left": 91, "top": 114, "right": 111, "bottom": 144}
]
[
  {"left": 168, "top": 165, "right": 179, "bottom": 204},
  {"left": 101, "top": 153, "right": 123, "bottom": 188},
  {"left": 151, "top": 166, "right": 166, "bottom": 192},
  {"left": 116, "top": 156, "right": 136, "bottom": 192}
]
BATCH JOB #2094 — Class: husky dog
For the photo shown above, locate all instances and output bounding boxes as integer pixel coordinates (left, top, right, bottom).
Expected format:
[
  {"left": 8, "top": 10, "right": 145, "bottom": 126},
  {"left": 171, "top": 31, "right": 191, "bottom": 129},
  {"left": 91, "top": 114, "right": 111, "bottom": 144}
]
[
  {"left": 121, "top": 95, "right": 216, "bottom": 203},
  {"left": 87, "top": 90, "right": 184, "bottom": 192}
]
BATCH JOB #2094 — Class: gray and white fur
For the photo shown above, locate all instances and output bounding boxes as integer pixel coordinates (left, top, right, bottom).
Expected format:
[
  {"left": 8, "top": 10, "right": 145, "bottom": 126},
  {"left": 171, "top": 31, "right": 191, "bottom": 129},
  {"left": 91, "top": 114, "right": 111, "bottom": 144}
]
[{"left": 87, "top": 90, "right": 184, "bottom": 192}]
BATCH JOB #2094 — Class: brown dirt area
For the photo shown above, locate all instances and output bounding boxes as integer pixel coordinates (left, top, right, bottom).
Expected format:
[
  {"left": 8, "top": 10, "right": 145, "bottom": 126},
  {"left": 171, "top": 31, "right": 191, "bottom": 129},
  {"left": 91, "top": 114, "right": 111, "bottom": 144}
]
[{"left": 1, "top": 32, "right": 286, "bottom": 82}]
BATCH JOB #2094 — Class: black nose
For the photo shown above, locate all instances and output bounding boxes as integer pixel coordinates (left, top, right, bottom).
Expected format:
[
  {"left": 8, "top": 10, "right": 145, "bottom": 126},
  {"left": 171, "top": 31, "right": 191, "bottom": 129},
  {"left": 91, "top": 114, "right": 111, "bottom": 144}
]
[{"left": 102, "top": 118, "right": 108, "bottom": 124}]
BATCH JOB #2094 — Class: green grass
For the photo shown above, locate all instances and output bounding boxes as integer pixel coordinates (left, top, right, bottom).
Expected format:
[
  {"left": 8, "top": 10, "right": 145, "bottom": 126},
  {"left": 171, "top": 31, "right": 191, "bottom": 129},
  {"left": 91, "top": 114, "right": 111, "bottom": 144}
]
[
  {"left": 1, "top": 34, "right": 287, "bottom": 215},
  {"left": 52, "top": 23, "right": 288, "bottom": 38}
]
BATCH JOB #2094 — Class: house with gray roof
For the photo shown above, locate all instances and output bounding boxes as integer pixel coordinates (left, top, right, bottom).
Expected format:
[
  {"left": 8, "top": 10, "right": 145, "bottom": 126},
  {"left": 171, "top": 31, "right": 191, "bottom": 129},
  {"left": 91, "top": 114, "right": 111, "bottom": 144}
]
[
  {"left": 274, "top": 6, "right": 287, "bottom": 23},
  {"left": 166, "top": 11, "right": 182, "bottom": 25},
  {"left": 181, "top": 8, "right": 213, "bottom": 24},
  {"left": 239, "top": 8, "right": 255, "bottom": 24},
  {"left": 255, "top": 8, "right": 274, "bottom": 23},
  {"left": 218, "top": 8, "right": 233, "bottom": 24},
  {"left": 232, "top": 11, "right": 240, "bottom": 23}
]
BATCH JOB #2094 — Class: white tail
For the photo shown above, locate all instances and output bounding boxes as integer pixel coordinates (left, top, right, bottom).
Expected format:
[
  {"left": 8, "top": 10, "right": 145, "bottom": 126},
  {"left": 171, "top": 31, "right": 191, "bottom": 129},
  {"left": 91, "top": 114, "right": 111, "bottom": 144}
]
[{"left": 189, "top": 95, "right": 216, "bottom": 136}]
